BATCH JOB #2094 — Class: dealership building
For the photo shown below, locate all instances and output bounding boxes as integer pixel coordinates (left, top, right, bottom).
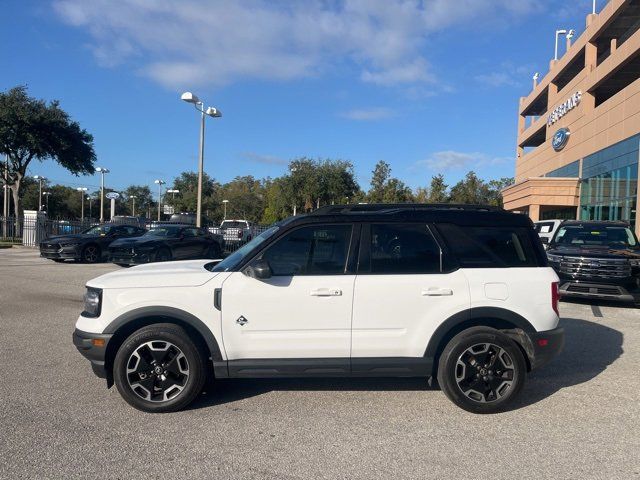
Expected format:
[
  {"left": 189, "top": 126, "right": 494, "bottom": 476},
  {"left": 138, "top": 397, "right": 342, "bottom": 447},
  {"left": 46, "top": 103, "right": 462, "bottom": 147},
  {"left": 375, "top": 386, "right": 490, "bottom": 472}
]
[{"left": 502, "top": 0, "right": 640, "bottom": 233}]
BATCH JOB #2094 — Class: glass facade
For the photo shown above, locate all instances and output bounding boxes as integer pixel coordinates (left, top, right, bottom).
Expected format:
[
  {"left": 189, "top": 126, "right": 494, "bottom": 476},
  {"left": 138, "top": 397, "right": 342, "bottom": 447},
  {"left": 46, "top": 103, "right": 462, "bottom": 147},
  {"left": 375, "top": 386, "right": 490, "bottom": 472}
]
[
  {"left": 546, "top": 160, "right": 580, "bottom": 178},
  {"left": 580, "top": 135, "right": 640, "bottom": 228}
]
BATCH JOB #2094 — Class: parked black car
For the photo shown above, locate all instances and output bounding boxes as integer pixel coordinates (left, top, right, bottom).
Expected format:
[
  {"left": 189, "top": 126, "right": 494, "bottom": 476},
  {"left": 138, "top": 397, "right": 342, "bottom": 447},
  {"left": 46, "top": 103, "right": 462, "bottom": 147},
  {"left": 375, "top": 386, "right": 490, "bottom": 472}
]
[
  {"left": 545, "top": 220, "right": 640, "bottom": 303},
  {"left": 108, "top": 224, "right": 223, "bottom": 266},
  {"left": 40, "top": 224, "right": 147, "bottom": 263}
]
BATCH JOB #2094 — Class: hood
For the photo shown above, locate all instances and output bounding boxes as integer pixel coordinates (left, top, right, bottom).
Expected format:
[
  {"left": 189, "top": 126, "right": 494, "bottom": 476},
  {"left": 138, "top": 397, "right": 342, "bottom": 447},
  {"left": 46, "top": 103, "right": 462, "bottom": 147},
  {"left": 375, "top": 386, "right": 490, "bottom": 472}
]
[
  {"left": 548, "top": 244, "right": 640, "bottom": 259},
  {"left": 109, "top": 236, "right": 161, "bottom": 248},
  {"left": 87, "top": 259, "right": 219, "bottom": 289},
  {"left": 44, "top": 234, "right": 97, "bottom": 243}
]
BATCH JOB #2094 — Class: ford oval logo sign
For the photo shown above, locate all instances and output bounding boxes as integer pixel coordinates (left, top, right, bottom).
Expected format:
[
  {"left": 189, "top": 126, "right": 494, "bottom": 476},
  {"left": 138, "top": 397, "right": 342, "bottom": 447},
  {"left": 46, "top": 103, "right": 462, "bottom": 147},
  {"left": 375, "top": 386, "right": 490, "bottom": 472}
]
[{"left": 552, "top": 127, "right": 571, "bottom": 151}]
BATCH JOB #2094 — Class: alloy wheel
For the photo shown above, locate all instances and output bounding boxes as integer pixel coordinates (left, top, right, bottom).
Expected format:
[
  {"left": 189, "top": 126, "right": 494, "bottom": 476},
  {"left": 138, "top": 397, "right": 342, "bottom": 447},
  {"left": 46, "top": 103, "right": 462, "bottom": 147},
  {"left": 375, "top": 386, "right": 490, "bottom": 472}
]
[
  {"left": 454, "top": 343, "right": 515, "bottom": 403},
  {"left": 84, "top": 245, "right": 99, "bottom": 263},
  {"left": 126, "top": 340, "right": 190, "bottom": 403}
]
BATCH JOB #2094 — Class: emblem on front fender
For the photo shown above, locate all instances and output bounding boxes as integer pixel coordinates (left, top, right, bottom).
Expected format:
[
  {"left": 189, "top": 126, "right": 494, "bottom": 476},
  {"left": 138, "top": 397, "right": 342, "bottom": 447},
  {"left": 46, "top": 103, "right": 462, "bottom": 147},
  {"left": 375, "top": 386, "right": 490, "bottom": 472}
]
[{"left": 236, "top": 316, "right": 248, "bottom": 326}]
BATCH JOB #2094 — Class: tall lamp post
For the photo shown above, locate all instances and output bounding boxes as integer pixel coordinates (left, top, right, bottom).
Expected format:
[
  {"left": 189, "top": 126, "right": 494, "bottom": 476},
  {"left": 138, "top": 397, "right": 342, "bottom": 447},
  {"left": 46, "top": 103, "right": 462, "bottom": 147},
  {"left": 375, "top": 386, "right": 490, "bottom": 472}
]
[
  {"left": 96, "top": 167, "right": 109, "bottom": 222},
  {"left": 43, "top": 192, "right": 52, "bottom": 212},
  {"left": 33, "top": 175, "right": 47, "bottom": 211},
  {"left": 154, "top": 179, "right": 165, "bottom": 221},
  {"left": 88, "top": 195, "right": 94, "bottom": 219},
  {"left": 222, "top": 199, "right": 229, "bottom": 220},
  {"left": 167, "top": 189, "right": 179, "bottom": 214},
  {"left": 129, "top": 195, "right": 137, "bottom": 217},
  {"left": 76, "top": 187, "right": 88, "bottom": 220},
  {"left": 554, "top": 29, "right": 568, "bottom": 60},
  {"left": 181, "top": 91, "right": 222, "bottom": 227}
]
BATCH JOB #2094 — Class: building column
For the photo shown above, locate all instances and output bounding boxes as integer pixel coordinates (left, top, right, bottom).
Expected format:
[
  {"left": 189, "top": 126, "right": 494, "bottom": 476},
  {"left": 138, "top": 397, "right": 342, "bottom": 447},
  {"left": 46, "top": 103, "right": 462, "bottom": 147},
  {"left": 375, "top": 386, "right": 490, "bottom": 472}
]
[
  {"left": 529, "top": 204, "right": 541, "bottom": 222},
  {"left": 585, "top": 41, "right": 597, "bottom": 71}
]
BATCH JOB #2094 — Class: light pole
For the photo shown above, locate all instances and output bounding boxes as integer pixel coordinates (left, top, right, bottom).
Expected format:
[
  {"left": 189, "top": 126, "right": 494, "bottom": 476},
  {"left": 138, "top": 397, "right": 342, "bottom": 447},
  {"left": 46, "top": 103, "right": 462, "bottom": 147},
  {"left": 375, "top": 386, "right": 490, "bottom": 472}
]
[
  {"left": 554, "top": 29, "right": 568, "bottom": 60},
  {"left": 222, "top": 199, "right": 229, "bottom": 220},
  {"left": 154, "top": 179, "right": 165, "bottom": 221},
  {"left": 96, "top": 167, "right": 109, "bottom": 222},
  {"left": 129, "top": 195, "right": 137, "bottom": 216},
  {"left": 88, "top": 195, "right": 94, "bottom": 219},
  {"left": 33, "top": 175, "right": 47, "bottom": 211},
  {"left": 43, "top": 192, "right": 52, "bottom": 212},
  {"left": 181, "top": 91, "right": 222, "bottom": 227},
  {"left": 167, "top": 189, "right": 179, "bottom": 214},
  {"left": 77, "top": 187, "right": 88, "bottom": 220}
]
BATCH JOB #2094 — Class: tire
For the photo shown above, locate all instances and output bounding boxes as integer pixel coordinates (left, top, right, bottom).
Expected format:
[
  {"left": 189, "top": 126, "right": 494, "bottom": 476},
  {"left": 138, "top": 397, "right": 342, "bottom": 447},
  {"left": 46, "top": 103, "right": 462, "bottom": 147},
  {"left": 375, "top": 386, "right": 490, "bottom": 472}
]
[
  {"left": 437, "top": 327, "right": 526, "bottom": 414},
  {"left": 155, "top": 248, "right": 172, "bottom": 262},
  {"left": 113, "top": 324, "right": 207, "bottom": 413},
  {"left": 81, "top": 244, "right": 101, "bottom": 263},
  {"left": 115, "top": 263, "right": 132, "bottom": 268},
  {"left": 52, "top": 259, "right": 66, "bottom": 263}
]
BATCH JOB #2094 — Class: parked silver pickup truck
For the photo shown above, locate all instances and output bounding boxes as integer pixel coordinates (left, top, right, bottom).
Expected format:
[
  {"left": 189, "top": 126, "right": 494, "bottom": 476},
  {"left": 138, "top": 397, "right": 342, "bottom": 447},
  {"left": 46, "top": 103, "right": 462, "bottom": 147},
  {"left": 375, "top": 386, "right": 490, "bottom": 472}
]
[{"left": 216, "top": 219, "right": 255, "bottom": 244}]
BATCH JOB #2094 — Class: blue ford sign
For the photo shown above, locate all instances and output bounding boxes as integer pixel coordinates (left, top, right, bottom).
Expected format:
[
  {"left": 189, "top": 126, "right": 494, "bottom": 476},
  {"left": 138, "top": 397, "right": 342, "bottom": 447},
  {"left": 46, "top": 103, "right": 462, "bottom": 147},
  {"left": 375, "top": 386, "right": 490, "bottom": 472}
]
[{"left": 552, "top": 127, "right": 570, "bottom": 151}]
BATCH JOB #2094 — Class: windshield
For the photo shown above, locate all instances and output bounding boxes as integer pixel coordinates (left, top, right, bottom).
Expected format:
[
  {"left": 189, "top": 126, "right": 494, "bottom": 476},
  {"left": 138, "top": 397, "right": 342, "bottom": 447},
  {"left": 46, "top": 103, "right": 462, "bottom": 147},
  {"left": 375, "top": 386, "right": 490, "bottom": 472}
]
[
  {"left": 552, "top": 225, "right": 638, "bottom": 247},
  {"left": 83, "top": 225, "right": 115, "bottom": 236},
  {"left": 210, "top": 226, "right": 279, "bottom": 272},
  {"left": 144, "top": 226, "right": 182, "bottom": 237}
]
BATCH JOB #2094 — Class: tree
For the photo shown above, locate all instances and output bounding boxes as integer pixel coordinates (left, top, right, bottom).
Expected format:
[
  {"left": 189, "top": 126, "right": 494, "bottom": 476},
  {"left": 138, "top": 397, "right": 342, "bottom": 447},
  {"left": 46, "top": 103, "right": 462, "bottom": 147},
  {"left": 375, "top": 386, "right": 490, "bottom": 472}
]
[
  {"left": 449, "top": 171, "right": 491, "bottom": 204},
  {"left": 220, "top": 176, "right": 265, "bottom": 222},
  {"left": 368, "top": 161, "right": 391, "bottom": 203},
  {"left": 426, "top": 174, "right": 449, "bottom": 203},
  {"left": 0, "top": 86, "right": 96, "bottom": 217},
  {"left": 487, "top": 177, "right": 514, "bottom": 207},
  {"left": 123, "top": 185, "right": 153, "bottom": 217},
  {"left": 171, "top": 171, "right": 220, "bottom": 217}
]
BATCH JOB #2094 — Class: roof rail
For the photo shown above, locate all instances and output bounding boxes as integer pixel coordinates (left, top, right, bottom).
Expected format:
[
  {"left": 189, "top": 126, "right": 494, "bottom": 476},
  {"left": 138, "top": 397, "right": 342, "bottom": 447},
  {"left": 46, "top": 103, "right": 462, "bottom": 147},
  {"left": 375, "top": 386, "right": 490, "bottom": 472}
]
[{"left": 309, "top": 203, "right": 501, "bottom": 215}]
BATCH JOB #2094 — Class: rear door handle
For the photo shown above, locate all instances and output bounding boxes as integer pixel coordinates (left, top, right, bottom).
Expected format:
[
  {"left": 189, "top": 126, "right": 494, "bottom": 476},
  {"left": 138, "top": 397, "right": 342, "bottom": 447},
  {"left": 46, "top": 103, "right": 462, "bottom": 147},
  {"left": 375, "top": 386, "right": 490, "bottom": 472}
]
[
  {"left": 422, "top": 287, "right": 453, "bottom": 296},
  {"left": 310, "top": 288, "right": 342, "bottom": 296}
]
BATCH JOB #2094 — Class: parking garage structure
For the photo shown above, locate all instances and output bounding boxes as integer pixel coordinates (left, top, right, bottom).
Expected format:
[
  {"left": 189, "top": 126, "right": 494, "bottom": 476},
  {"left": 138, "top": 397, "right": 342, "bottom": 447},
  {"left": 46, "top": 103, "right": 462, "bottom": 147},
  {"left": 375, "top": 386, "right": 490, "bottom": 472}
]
[{"left": 502, "top": 0, "right": 640, "bottom": 233}]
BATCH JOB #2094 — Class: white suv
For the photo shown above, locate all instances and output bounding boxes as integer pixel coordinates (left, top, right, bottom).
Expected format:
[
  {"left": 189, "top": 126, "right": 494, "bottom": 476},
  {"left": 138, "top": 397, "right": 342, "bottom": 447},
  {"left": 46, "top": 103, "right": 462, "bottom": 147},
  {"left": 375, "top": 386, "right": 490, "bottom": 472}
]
[{"left": 73, "top": 204, "right": 564, "bottom": 414}]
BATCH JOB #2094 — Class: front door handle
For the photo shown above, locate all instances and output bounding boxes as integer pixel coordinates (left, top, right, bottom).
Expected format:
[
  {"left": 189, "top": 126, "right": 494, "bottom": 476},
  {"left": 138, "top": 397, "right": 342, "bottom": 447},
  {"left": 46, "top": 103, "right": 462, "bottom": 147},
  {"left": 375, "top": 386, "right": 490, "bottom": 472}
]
[
  {"left": 422, "top": 287, "right": 453, "bottom": 296},
  {"left": 310, "top": 288, "right": 342, "bottom": 297}
]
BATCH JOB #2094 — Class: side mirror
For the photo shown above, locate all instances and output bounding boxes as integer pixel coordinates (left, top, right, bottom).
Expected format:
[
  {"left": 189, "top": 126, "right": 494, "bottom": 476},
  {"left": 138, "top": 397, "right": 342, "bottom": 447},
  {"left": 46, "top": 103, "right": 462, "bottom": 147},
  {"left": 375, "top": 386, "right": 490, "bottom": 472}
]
[{"left": 246, "top": 259, "right": 272, "bottom": 279}]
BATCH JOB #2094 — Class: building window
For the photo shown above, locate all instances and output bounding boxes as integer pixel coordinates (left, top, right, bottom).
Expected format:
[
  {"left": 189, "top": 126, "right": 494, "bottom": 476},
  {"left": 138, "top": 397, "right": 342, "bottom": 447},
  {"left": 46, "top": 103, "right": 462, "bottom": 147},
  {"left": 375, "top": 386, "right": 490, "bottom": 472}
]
[{"left": 545, "top": 160, "right": 580, "bottom": 178}]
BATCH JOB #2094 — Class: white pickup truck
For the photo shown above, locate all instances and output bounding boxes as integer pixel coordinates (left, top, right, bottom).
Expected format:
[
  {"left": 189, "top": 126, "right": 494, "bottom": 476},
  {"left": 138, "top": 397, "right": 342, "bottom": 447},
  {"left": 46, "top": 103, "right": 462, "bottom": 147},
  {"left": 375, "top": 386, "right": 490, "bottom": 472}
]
[{"left": 218, "top": 219, "right": 255, "bottom": 244}]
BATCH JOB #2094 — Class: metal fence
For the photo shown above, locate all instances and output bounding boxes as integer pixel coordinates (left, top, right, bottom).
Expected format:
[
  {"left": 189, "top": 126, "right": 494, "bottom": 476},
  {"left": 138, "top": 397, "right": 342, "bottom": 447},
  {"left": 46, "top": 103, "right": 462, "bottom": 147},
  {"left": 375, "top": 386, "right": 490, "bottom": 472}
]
[{"left": 1, "top": 215, "right": 272, "bottom": 254}]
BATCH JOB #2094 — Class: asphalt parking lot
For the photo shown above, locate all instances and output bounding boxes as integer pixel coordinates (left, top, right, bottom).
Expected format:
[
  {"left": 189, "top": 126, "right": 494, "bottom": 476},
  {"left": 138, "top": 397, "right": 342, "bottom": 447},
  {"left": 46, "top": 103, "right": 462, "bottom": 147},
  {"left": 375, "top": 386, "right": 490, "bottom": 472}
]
[{"left": 1, "top": 247, "right": 639, "bottom": 479}]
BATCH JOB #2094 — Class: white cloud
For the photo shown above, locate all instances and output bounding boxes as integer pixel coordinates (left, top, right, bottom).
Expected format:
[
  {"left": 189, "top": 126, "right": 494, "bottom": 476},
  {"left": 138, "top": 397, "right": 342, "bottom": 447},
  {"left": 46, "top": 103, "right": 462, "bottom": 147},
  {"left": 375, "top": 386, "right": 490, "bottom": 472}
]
[
  {"left": 475, "top": 63, "right": 534, "bottom": 88},
  {"left": 339, "top": 107, "right": 395, "bottom": 121},
  {"left": 52, "top": 0, "right": 540, "bottom": 90},
  {"left": 418, "top": 150, "right": 511, "bottom": 171}
]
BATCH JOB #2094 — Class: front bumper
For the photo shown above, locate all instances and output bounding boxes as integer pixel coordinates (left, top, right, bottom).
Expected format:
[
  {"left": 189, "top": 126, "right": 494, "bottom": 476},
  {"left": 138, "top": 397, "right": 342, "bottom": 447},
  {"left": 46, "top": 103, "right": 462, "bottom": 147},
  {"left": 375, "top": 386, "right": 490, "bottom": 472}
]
[
  {"left": 72, "top": 328, "right": 113, "bottom": 380},
  {"left": 558, "top": 281, "right": 640, "bottom": 303},
  {"left": 40, "top": 244, "right": 81, "bottom": 260},
  {"left": 109, "top": 250, "right": 153, "bottom": 265}
]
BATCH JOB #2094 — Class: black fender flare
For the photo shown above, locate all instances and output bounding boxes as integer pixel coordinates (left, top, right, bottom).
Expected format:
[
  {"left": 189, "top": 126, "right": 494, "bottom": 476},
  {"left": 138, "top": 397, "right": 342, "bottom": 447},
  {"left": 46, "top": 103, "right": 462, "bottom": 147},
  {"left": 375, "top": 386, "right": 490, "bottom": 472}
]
[
  {"left": 424, "top": 306, "right": 536, "bottom": 362},
  {"left": 103, "top": 306, "right": 223, "bottom": 361}
]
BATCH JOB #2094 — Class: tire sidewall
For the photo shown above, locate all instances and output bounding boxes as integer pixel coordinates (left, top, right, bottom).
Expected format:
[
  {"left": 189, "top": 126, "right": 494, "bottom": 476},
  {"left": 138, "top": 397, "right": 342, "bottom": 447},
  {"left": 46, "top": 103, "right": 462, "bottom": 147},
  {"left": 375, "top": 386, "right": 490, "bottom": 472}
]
[
  {"left": 437, "top": 328, "right": 526, "bottom": 414},
  {"left": 113, "top": 324, "right": 206, "bottom": 413},
  {"left": 155, "top": 247, "right": 171, "bottom": 262}
]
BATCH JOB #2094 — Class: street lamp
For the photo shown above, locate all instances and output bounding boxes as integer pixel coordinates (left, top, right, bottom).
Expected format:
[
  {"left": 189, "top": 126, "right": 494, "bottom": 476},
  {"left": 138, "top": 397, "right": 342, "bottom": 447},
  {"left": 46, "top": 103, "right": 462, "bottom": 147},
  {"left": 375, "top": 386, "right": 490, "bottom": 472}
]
[
  {"left": 33, "top": 175, "right": 47, "bottom": 211},
  {"left": 554, "top": 29, "right": 568, "bottom": 60},
  {"left": 181, "top": 91, "right": 222, "bottom": 227},
  {"left": 222, "top": 199, "right": 229, "bottom": 219},
  {"left": 154, "top": 179, "right": 165, "bottom": 221},
  {"left": 95, "top": 167, "right": 110, "bottom": 222},
  {"left": 43, "top": 191, "right": 52, "bottom": 212},
  {"left": 129, "top": 195, "right": 137, "bottom": 216},
  {"left": 87, "top": 195, "right": 94, "bottom": 219},
  {"left": 167, "top": 189, "right": 179, "bottom": 213},
  {"left": 77, "top": 187, "right": 88, "bottom": 220}
]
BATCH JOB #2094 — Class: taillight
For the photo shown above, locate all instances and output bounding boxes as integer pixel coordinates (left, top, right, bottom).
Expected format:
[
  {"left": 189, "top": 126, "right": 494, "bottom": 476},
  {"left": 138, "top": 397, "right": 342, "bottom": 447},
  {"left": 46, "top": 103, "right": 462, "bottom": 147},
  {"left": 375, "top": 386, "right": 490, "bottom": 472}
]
[{"left": 551, "top": 281, "right": 560, "bottom": 317}]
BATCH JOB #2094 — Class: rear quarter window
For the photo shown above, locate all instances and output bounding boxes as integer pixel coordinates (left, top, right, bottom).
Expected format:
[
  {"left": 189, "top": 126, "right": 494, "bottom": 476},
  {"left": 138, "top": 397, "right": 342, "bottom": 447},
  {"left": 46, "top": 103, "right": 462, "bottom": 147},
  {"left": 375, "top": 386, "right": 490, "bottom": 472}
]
[{"left": 437, "top": 224, "right": 540, "bottom": 268}]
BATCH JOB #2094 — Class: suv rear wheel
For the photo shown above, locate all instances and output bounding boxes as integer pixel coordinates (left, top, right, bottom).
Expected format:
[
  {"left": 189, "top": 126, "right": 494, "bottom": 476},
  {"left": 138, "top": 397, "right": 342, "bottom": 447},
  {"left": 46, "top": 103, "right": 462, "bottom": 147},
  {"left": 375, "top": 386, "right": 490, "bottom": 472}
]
[
  {"left": 113, "top": 324, "right": 207, "bottom": 413},
  {"left": 437, "top": 327, "right": 526, "bottom": 414}
]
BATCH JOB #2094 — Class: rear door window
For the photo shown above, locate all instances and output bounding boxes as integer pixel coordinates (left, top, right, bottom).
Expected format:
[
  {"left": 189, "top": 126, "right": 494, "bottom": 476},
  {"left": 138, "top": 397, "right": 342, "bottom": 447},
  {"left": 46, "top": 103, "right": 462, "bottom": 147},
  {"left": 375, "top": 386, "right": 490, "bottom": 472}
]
[
  {"left": 368, "top": 223, "right": 441, "bottom": 274},
  {"left": 438, "top": 224, "right": 539, "bottom": 267}
]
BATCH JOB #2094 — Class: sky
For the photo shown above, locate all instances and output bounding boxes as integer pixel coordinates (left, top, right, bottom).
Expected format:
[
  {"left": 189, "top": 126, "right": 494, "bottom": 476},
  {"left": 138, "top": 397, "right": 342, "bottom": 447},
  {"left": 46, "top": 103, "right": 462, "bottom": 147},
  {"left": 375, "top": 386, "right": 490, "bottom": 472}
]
[{"left": 1, "top": 0, "right": 603, "bottom": 198}]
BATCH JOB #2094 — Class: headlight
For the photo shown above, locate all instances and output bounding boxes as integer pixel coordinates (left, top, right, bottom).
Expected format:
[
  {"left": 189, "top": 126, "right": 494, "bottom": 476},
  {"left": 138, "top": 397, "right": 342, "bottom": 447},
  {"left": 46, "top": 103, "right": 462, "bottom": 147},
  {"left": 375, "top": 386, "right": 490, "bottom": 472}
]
[
  {"left": 547, "top": 253, "right": 562, "bottom": 263},
  {"left": 83, "top": 287, "right": 102, "bottom": 318}
]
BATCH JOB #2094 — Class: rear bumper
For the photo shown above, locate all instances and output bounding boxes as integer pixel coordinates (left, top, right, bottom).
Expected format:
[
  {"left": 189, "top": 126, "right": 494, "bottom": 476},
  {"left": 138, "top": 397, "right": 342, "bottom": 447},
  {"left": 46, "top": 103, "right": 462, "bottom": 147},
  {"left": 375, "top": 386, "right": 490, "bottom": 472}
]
[
  {"left": 506, "top": 327, "right": 564, "bottom": 371},
  {"left": 72, "top": 329, "right": 113, "bottom": 379}
]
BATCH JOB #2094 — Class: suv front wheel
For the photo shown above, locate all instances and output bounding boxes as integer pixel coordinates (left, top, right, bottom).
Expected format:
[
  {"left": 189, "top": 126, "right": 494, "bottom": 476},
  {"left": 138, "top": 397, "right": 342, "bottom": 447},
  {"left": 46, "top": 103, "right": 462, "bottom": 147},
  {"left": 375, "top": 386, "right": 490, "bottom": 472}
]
[
  {"left": 113, "top": 324, "right": 207, "bottom": 413},
  {"left": 437, "top": 327, "right": 526, "bottom": 414}
]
